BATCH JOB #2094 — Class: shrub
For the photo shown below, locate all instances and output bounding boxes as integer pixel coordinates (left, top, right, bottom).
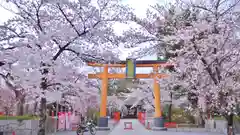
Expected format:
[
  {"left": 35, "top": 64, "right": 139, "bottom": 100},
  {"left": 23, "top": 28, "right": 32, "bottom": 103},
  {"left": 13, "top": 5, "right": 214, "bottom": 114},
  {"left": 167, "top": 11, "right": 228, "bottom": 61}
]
[
  {"left": 86, "top": 108, "right": 99, "bottom": 125},
  {"left": 167, "top": 108, "right": 195, "bottom": 124},
  {"left": 0, "top": 115, "right": 39, "bottom": 120}
]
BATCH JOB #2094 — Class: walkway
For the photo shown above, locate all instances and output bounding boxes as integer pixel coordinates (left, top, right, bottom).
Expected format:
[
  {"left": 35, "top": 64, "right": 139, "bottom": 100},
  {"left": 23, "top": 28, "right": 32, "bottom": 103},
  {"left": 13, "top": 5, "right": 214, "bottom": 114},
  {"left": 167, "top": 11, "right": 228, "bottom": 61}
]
[
  {"left": 108, "top": 119, "right": 225, "bottom": 135},
  {"left": 51, "top": 131, "right": 110, "bottom": 135},
  {"left": 108, "top": 119, "right": 149, "bottom": 135},
  {"left": 53, "top": 119, "right": 240, "bottom": 135}
]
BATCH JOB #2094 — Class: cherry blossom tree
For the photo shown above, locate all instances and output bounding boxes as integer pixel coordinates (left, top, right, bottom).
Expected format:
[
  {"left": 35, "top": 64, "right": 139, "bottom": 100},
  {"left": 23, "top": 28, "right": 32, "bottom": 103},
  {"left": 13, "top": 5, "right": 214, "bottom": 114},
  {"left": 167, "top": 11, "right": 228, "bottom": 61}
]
[
  {"left": 128, "top": 0, "right": 240, "bottom": 131},
  {"left": 0, "top": 0, "right": 158, "bottom": 134},
  {"left": 0, "top": 65, "right": 31, "bottom": 115},
  {"left": 169, "top": 0, "right": 240, "bottom": 123},
  {"left": 0, "top": 88, "right": 16, "bottom": 115}
]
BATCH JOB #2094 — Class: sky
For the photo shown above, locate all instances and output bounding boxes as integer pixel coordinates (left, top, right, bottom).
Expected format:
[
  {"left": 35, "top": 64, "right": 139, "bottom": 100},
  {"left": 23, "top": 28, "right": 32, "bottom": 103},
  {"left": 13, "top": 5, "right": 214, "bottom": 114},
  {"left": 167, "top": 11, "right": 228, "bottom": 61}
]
[
  {"left": 122, "top": 0, "right": 162, "bottom": 17},
  {"left": 0, "top": 1, "right": 16, "bottom": 24}
]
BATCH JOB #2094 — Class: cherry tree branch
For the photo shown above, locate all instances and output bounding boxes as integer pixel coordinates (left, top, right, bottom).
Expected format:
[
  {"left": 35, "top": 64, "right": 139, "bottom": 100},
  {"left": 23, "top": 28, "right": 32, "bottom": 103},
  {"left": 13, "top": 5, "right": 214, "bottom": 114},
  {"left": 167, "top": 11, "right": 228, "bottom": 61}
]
[
  {"left": 191, "top": 38, "right": 219, "bottom": 85},
  {"left": 46, "top": 83, "right": 62, "bottom": 88},
  {"left": 33, "top": 0, "right": 44, "bottom": 32},
  {"left": 0, "top": 61, "right": 4, "bottom": 66},
  {"left": 220, "top": 0, "right": 240, "bottom": 16},
  {"left": 192, "top": 5, "right": 214, "bottom": 14},
  {"left": 57, "top": 4, "right": 82, "bottom": 36}
]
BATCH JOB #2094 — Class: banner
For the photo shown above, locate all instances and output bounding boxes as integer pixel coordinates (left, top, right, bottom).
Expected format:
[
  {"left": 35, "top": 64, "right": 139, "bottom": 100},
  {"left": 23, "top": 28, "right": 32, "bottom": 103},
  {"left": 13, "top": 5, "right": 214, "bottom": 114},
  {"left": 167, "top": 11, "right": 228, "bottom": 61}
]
[
  {"left": 126, "top": 58, "right": 136, "bottom": 79},
  {"left": 65, "top": 112, "right": 71, "bottom": 130},
  {"left": 58, "top": 112, "right": 66, "bottom": 130}
]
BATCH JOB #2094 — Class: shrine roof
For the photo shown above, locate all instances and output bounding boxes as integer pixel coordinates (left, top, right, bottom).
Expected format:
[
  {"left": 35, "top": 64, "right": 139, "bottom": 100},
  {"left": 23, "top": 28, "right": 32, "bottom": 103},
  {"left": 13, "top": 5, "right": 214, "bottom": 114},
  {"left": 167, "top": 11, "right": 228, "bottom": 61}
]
[{"left": 123, "top": 97, "right": 144, "bottom": 106}]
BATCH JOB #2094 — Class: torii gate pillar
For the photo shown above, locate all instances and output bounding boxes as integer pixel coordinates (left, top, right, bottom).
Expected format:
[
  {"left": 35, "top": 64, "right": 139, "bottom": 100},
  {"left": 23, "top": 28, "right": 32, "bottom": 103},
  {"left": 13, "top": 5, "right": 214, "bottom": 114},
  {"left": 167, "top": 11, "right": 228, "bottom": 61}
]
[
  {"left": 97, "top": 65, "right": 110, "bottom": 130},
  {"left": 152, "top": 65, "right": 166, "bottom": 130}
]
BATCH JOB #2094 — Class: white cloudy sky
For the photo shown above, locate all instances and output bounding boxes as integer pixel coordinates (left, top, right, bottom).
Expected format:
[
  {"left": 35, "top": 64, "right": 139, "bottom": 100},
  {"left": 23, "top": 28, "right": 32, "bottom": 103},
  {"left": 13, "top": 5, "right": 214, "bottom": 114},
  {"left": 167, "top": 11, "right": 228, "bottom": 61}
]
[
  {"left": 122, "top": 0, "right": 163, "bottom": 17},
  {"left": 117, "top": 0, "right": 166, "bottom": 61}
]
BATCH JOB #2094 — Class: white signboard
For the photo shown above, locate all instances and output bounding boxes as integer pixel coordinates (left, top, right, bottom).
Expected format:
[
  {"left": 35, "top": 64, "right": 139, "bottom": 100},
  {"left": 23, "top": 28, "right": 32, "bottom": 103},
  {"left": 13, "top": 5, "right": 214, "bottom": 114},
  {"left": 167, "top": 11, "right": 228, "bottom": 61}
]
[{"left": 46, "top": 91, "right": 62, "bottom": 102}]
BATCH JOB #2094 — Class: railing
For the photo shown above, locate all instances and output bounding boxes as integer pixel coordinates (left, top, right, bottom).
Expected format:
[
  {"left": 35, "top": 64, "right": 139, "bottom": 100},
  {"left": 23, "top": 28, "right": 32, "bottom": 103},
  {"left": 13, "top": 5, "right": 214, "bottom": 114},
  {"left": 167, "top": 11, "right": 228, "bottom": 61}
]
[
  {"left": 141, "top": 116, "right": 231, "bottom": 134},
  {"left": 0, "top": 123, "right": 38, "bottom": 135},
  {"left": 234, "top": 119, "right": 240, "bottom": 134},
  {"left": 0, "top": 124, "right": 15, "bottom": 135}
]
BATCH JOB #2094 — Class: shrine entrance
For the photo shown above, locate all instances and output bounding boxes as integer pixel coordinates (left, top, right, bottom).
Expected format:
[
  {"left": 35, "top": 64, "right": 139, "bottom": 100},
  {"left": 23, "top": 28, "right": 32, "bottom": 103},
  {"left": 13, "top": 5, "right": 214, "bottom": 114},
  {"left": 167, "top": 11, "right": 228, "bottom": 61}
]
[
  {"left": 121, "top": 96, "right": 144, "bottom": 119},
  {"left": 87, "top": 59, "right": 173, "bottom": 130},
  {"left": 123, "top": 105, "right": 138, "bottom": 118}
]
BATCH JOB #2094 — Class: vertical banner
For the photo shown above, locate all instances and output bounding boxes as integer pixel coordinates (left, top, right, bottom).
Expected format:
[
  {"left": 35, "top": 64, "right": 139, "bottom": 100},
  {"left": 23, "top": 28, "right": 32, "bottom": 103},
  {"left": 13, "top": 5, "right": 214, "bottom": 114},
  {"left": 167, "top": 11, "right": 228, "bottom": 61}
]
[
  {"left": 51, "top": 111, "right": 55, "bottom": 124},
  {"left": 58, "top": 112, "right": 65, "bottom": 130},
  {"left": 141, "top": 112, "right": 146, "bottom": 125},
  {"left": 126, "top": 58, "right": 136, "bottom": 79},
  {"left": 58, "top": 106, "right": 66, "bottom": 131},
  {"left": 65, "top": 111, "right": 72, "bottom": 130},
  {"left": 70, "top": 111, "right": 78, "bottom": 131},
  {"left": 69, "top": 112, "right": 72, "bottom": 129},
  {"left": 65, "top": 112, "right": 70, "bottom": 130}
]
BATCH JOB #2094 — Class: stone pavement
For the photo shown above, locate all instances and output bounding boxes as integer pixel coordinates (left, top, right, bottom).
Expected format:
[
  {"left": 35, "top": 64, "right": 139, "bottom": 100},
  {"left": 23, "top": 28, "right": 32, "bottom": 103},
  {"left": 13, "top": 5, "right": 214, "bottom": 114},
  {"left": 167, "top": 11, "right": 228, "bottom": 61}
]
[
  {"left": 108, "top": 119, "right": 148, "bottom": 135},
  {"left": 108, "top": 119, "right": 225, "bottom": 135},
  {"left": 50, "top": 119, "right": 116, "bottom": 135},
  {"left": 49, "top": 130, "right": 110, "bottom": 135},
  {"left": 53, "top": 119, "right": 237, "bottom": 135}
]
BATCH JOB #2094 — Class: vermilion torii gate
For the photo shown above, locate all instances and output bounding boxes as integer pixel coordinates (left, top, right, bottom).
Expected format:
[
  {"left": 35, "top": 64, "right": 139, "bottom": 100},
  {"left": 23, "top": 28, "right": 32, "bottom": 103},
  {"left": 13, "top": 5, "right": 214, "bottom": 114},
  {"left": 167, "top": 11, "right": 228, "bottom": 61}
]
[{"left": 87, "top": 59, "right": 173, "bottom": 130}]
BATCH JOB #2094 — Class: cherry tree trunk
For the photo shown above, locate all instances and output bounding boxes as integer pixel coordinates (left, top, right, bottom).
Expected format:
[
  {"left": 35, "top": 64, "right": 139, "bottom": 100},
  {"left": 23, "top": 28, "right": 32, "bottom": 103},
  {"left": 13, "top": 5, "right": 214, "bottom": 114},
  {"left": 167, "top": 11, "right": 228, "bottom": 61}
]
[
  {"left": 168, "top": 104, "right": 172, "bottom": 122},
  {"left": 17, "top": 97, "right": 25, "bottom": 116},
  {"left": 168, "top": 92, "right": 173, "bottom": 122},
  {"left": 34, "top": 101, "right": 38, "bottom": 115},
  {"left": 199, "top": 110, "right": 205, "bottom": 128},
  {"left": 38, "top": 62, "right": 49, "bottom": 135},
  {"left": 14, "top": 90, "right": 25, "bottom": 116},
  {"left": 38, "top": 97, "right": 47, "bottom": 135},
  {"left": 227, "top": 113, "right": 234, "bottom": 135}
]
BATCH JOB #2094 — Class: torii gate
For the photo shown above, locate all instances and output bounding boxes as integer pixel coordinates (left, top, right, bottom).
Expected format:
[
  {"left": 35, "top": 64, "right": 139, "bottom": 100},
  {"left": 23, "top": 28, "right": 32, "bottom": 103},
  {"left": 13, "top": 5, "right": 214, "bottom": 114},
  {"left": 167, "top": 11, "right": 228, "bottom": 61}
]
[{"left": 87, "top": 59, "right": 173, "bottom": 130}]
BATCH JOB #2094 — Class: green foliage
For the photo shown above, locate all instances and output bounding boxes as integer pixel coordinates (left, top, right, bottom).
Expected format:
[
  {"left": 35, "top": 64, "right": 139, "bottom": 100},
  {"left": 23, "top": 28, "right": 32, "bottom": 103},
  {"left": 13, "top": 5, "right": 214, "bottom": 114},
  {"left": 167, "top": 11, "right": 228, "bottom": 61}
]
[
  {"left": 110, "top": 107, "right": 120, "bottom": 112},
  {"left": 235, "top": 116, "right": 240, "bottom": 121},
  {"left": 214, "top": 116, "right": 240, "bottom": 121},
  {"left": 107, "top": 79, "right": 138, "bottom": 96},
  {"left": 162, "top": 105, "right": 169, "bottom": 119},
  {"left": 163, "top": 104, "right": 170, "bottom": 112},
  {"left": 86, "top": 108, "right": 99, "bottom": 125},
  {"left": 165, "top": 108, "right": 195, "bottom": 124},
  {"left": 172, "top": 85, "right": 187, "bottom": 99},
  {"left": 0, "top": 115, "right": 39, "bottom": 120}
]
